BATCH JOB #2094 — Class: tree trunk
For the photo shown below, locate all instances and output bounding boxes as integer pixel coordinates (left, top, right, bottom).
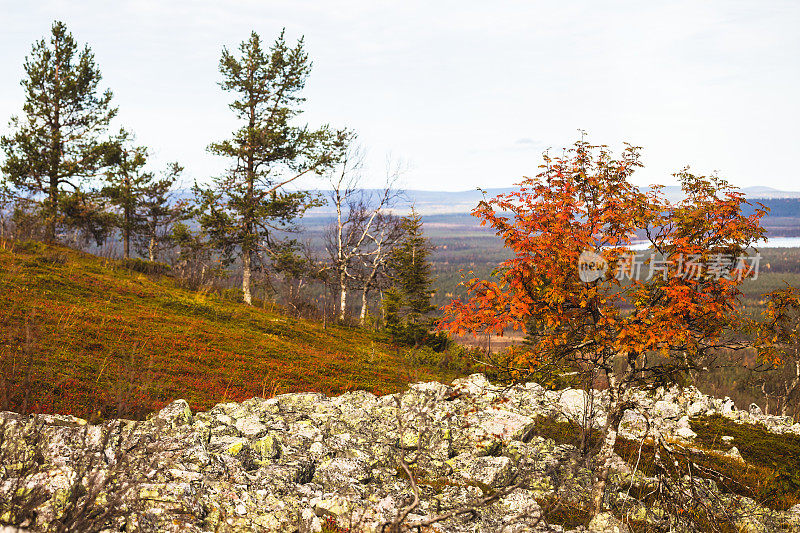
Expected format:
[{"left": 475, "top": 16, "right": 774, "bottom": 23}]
[
  {"left": 336, "top": 185, "right": 346, "bottom": 321},
  {"left": 590, "top": 368, "right": 628, "bottom": 516},
  {"left": 46, "top": 176, "right": 58, "bottom": 243},
  {"left": 591, "top": 413, "right": 620, "bottom": 514},
  {"left": 46, "top": 54, "right": 61, "bottom": 244},
  {"left": 148, "top": 235, "right": 156, "bottom": 262},
  {"left": 123, "top": 226, "right": 130, "bottom": 260},
  {"left": 241, "top": 86, "right": 257, "bottom": 307},
  {"left": 123, "top": 174, "right": 131, "bottom": 259},
  {"left": 242, "top": 250, "right": 253, "bottom": 305},
  {"left": 338, "top": 272, "right": 347, "bottom": 321},
  {"left": 359, "top": 288, "right": 368, "bottom": 326}
]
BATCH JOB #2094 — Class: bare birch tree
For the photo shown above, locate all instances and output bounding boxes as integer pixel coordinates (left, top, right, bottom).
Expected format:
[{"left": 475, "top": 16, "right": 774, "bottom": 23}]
[{"left": 325, "top": 148, "right": 404, "bottom": 322}]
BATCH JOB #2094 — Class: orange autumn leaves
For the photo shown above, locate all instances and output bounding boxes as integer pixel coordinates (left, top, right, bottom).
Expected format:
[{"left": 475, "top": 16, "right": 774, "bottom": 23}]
[{"left": 438, "top": 140, "right": 771, "bottom": 375}]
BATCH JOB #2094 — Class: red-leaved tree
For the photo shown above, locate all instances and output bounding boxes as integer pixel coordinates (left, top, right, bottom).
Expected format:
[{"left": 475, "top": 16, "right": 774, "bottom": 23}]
[{"left": 439, "top": 139, "right": 773, "bottom": 515}]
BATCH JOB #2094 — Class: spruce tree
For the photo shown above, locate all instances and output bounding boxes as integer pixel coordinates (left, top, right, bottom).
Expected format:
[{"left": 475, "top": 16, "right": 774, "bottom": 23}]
[
  {"left": 0, "top": 21, "right": 117, "bottom": 242},
  {"left": 384, "top": 209, "right": 437, "bottom": 344},
  {"left": 197, "top": 30, "right": 346, "bottom": 305}
]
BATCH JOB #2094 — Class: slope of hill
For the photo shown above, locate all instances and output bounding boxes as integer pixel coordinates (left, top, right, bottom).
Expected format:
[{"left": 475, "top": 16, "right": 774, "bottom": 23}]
[{"left": 0, "top": 241, "right": 463, "bottom": 420}]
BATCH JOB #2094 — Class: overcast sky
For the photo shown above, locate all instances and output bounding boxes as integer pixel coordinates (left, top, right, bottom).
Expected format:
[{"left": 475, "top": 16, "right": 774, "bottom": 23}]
[{"left": 1, "top": 1, "right": 798, "bottom": 191}]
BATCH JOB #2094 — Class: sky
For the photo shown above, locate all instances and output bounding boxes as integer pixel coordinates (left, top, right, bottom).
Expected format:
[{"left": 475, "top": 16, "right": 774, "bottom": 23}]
[{"left": 1, "top": 0, "right": 798, "bottom": 192}]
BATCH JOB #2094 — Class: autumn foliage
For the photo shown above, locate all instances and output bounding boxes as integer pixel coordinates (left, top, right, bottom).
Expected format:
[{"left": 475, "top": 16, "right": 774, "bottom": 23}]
[
  {"left": 438, "top": 138, "right": 780, "bottom": 514},
  {"left": 439, "top": 141, "right": 770, "bottom": 385}
]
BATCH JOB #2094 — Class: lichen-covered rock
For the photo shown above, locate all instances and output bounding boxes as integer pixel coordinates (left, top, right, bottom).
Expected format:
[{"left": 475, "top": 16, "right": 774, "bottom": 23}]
[
  {"left": 653, "top": 400, "right": 680, "bottom": 420},
  {"left": 150, "top": 399, "right": 192, "bottom": 428},
  {"left": 618, "top": 409, "right": 648, "bottom": 439},
  {"left": 559, "top": 389, "right": 589, "bottom": 421},
  {"left": 448, "top": 453, "right": 514, "bottom": 488},
  {"left": 588, "top": 511, "right": 630, "bottom": 532},
  {"left": 2, "top": 374, "right": 798, "bottom": 532}
]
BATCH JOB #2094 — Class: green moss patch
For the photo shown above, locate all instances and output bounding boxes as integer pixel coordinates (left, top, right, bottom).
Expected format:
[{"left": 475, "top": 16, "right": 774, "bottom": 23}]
[
  {"left": 527, "top": 413, "right": 800, "bottom": 511},
  {"left": 691, "top": 415, "right": 800, "bottom": 509}
]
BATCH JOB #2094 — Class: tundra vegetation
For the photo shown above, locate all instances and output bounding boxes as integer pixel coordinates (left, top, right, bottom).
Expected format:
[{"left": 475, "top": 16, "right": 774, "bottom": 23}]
[{"left": 1, "top": 19, "right": 800, "bottom": 533}]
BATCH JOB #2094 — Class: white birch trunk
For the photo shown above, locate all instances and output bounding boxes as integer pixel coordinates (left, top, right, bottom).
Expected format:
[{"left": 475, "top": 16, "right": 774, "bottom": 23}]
[{"left": 242, "top": 251, "right": 253, "bottom": 305}]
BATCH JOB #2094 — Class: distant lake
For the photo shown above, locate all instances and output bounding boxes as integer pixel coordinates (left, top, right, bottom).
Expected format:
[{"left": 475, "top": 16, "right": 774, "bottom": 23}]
[
  {"left": 761, "top": 237, "right": 800, "bottom": 248},
  {"left": 628, "top": 237, "right": 800, "bottom": 250}
]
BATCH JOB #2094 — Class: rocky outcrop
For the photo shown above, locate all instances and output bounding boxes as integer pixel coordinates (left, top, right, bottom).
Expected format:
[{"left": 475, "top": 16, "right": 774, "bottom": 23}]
[{"left": 1, "top": 374, "right": 798, "bottom": 532}]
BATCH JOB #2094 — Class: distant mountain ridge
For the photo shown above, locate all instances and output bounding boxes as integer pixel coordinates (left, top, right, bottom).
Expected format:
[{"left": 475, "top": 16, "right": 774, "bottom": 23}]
[
  {"left": 304, "top": 185, "right": 800, "bottom": 216},
  {"left": 169, "top": 186, "right": 800, "bottom": 217}
]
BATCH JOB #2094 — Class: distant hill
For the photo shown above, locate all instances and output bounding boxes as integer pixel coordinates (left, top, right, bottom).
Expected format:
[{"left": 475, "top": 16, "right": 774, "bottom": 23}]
[
  {"left": 303, "top": 186, "right": 800, "bottom": 216},
  {"left": 169, "top": 185, "right": 800, "bottom": 238},
  {"left": 301, "top": 187, "right": 800, "bottom": 239}
]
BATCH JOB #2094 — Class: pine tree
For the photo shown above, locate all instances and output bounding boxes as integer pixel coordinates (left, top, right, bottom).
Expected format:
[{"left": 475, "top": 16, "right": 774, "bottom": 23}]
[
  {"left": 384, "top": 209, "right": 437, "bottom": 344},
  {"left": 197, "top": 29, "right": 346, "bottom": 305},
  {"left": 0, "top": 21, "right": 117, "bottom": 242},
  {"left": 136, "top": 162, "right": 186, "bottom": 262},
  {"left": 102, "top": 130, "right": 149, "bottom": 259},
  {"left": 170, "top": 222, "right": 217, "bottom": 287},
  {"left": 102, "top": 131, "right": 185, "bottom": 261}
]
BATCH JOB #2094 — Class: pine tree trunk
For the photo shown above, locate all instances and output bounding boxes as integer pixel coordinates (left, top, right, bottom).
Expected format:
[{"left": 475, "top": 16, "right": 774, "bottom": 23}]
[
  {"left": 124, "top": 226, "right": 130, "bottom": 260},
  {"left": 46, "top": 176, "right": 58, "bottom": 243},
  {"left": 123, "top": 173, "right": 132, "bottom": 260},
  {"left": 148, "top": 236, "right": 155, "bottom": 262},
  {"left": 47, "top": 48, "right": 62, "bottom": 245},
  {"left": 46, "top": 105, "right": 60, "bottom": 243},
  {"left": 46, "top": 58, "right": 61, "bottom": 243},
  {"left": 242, "top": 250, "right": 253, "bottom": 305},
  {"left": 242, "top": 89, "right": 257, "bottom": 307}
]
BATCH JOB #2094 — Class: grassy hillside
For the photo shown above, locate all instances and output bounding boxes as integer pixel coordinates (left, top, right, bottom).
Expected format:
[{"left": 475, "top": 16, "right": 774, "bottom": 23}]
[{"left": 0, "top": 241, "right": 464, "bottom": 420}]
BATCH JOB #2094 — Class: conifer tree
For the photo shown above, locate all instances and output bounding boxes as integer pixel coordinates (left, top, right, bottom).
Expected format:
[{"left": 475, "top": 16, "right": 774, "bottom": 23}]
[
  {"left": 102, "top": 130, "right": 148, "bottom": 259},
  {"left": 197, "top": 29, "right": 346, "bottom": 305},
  {"left": 384, "top": 209, "right": 437, "bottom": 344},
  {"left": 136, "top": 163, "right": 186, "bottom": 262},
  {"left": 0, "top": 21, "right": 117, "bottom": 242}
]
